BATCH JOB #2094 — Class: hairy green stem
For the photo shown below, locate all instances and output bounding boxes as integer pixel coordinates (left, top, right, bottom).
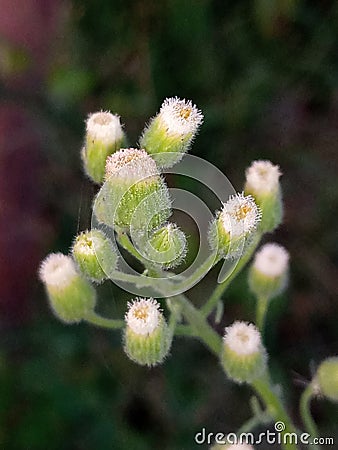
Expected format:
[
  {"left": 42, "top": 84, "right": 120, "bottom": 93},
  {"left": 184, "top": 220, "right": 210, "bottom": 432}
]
[
  {"left": 174, "top": 324, "right": 197, "bottom": 337},
  {"left": 84, "top": 311, "right": 124, "bottom": 329},
  {"left": 116, "top": 232, "right": 149, "bottom": 267},
  {"left": 256, "top": 296, "right": 269, "bottom": 332},
  {"left": 170, "top": 295, "right": 222, "bottom": 356},
  {"left": 300, "top": 384, "right": 320, "bottom": 450},
  {"left": 202, "top": 232, "right": 262, "bottom": 317},
  {"left": 237, "top": 410, "right": 271, "bottom": 434},
  {"left": 252, "top": 376, "right": 298, "bottom": 450}
]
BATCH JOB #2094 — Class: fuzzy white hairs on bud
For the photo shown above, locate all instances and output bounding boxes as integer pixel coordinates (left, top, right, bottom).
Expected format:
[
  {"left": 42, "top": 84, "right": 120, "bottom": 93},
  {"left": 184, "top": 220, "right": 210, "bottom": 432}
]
[
  {"left": 86, "top": 111, "right": 124, "bottom": 146},
  {"left": 220, "top": 193, "right": 261, "bottom": 238},
  {"left": 253, "top": 243, "right": 289, "bottom": 278},
  {"left": 223, "top": 321, "right": 262, "bottom": 356},
  {"left": 126, "top": 297, "right": 161, "bottom": 336},
  {"left": 39, "top": 253, "right": 77, "bottom": 288},
  {"left": 245, "top": 160, "right": 281, "bottom": 196},
  {"left": 105, "top": 148, "right": 158, "bottom": 181},
  {"left": 159, "top": 97, "right": 204, "bottom": 136}
]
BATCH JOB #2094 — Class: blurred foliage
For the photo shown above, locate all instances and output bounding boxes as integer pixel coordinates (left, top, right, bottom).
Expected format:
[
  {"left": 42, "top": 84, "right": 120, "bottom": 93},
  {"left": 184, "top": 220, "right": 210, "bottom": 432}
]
[{"left": 1, "top": 0, "right": 338, "bottom": 448}]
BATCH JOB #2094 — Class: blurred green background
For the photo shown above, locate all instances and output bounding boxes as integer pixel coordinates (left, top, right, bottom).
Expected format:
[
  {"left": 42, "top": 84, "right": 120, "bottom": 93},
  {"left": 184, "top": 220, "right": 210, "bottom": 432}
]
[{"left": 0, "top": 0, "right": 337, "bottom": 448}]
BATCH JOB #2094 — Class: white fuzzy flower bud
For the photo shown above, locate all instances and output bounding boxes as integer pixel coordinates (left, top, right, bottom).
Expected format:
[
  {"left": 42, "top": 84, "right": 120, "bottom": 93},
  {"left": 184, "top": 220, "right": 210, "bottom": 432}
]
[
  {"left": 126, "top": 297, "right": 161, "bottom": 336},
  {"left": 105, "top": 148, "right": 158, "bottom": 181},
  {"left": 159, "top": 97, "right": 203, "bottom": 136},
  {"left": 39, "top": 253, "right": 96, "bottom": 323},
  {"left": 72, "top": 229, "right": 119, "bottom": 283},
  {"left": 221, "top": 321, "right": 267, "bottom": 383},
  {"left": 245, "top": 160, "right": 281, "bottom": 196},
  {"left": 94, "top": 148, "right": 171, "bottom": 232},
  {"left": 39, "top": 253, "right": 77, "bottom": 287},
  {"left": 140, "top": 97, "right": 203, "bottom": 168},
  {"left": 208, "top": 193, "right": 261, "bottom": 260},
  {"left": 221, "top": 194, "right": 261, "bottom": 237},
  {"left": 87, "top": 111, "right": 124, "bottom": 146},
  {"left": 82, "top": 111, "right": 125, "bottom": 184},
  {"left": 225, "top": 321, "right": 261, "bottom": 356},
  {"left": 249, "top": 243, "right": 289, "bottom": 300},
  {"left": 244, "top": 160, "right": 282, "bottom": 232},
  {"left": 123, "top": 298, "right": 171, "bottom": 366}
]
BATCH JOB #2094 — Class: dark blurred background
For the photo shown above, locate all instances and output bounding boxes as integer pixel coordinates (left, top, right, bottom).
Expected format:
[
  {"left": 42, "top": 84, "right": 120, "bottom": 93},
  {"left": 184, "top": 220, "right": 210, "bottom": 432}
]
[{"left": 0, "top": 1, "right": 337, "bottom": 449}]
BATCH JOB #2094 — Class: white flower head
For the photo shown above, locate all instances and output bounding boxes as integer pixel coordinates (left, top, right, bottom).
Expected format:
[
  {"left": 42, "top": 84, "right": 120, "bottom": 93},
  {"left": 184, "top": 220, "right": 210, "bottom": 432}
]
[
  {"left": 86, "top": 111, "right": 124, "bottom": 146},
  {"left": 220, "top": 193, "right": 261, "bottom": 238},
  {"left": 126, "top": 297, "right": 162, "bottom": 336},
  {"left": 39, "top": 253, "right": 77, "bottom": 288},
  {"left": 105, "top": 148, "right": 158, "bottom": 181},
  {"left": 253, "top": 243, "right": 289, "bottom": 278},
  {"left": 245, "top": 160, "right": 281, "bottom": 195},
  {"left": 74, "top": 230, "right": 102, "bottom": 256},
  {"left": 159, "top": 97, "right": 203, "bottom": 136},
  {"left": 224, "top": 321, "right": 262, "bottom": 356}
]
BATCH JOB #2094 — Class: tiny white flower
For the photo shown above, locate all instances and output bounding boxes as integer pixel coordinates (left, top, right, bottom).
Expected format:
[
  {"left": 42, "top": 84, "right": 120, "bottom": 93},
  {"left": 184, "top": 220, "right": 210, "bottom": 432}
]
[
  {"left": 86, "top": 111, "right": 124, "bottom": 146},
  {"left": 220, "top": 193, "right": 261, "bottom": 238},
  {"left": 245, "top": 160, "right": 281, "bottom": 196},
  {"left": 105, "top": 148, "right": 158, "bottom": 181},
  {"left": 126, "top": 297, "right": 162, "bottom": 336},
  {"left": 39, "top": 253, "right": 77, "bottom": 288},
  {"left": 223, "top": 321, "right": 261, "bottom": 356},
  {"left": 253, "top": 243, "right": 289, "bottom": 278},
  {"left": 159, "top": 97, "right": 203, "bottom": 136}
]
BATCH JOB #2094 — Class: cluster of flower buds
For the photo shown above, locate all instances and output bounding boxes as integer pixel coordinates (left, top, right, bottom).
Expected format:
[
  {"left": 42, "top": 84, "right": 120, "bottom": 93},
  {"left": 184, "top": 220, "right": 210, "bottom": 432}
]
[
  {"left": 39, "top": 97, "right": 291, "bottom": 390},
  {"left": 40, "top": 97, "right": 201, "bottom": 332}
]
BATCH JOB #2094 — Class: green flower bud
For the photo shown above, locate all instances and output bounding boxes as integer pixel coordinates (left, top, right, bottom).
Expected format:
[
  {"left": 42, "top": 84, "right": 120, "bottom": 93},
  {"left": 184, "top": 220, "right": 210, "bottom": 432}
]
[
  {"left": 123, "top": 298, "right": 171, "bottom": 366},
  {"left": 208, "top": 193, "right": 261, "bottom": 261},
  {"left": 94, "top": 148, "right": 171, "bottom": 232},
  {"left": 221, "top": 321, "right": 267, "bottom": 384},
  {"left": 248, "top": 243, "right": 289, "bottom": 300},
  {"left": 244, "top": 160, "right": 282, "bottom": 233},
  {"left": 316, "top": 357, "right": 338, "bottom": 402},
  {"left": 82, "top": 111, "right": 124, "bottom": 184},
  {"left": 139, "top": 97, "right": 203, "bottom": 168},
  {"left": 140, "top": 223, "right": 187, "bottom": 269},
  {"left": 39, "top": 253, "right": 96, "bottom": 324},
  {"left": 72, "top": 229, "right": 118, "bottom": 282}
]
